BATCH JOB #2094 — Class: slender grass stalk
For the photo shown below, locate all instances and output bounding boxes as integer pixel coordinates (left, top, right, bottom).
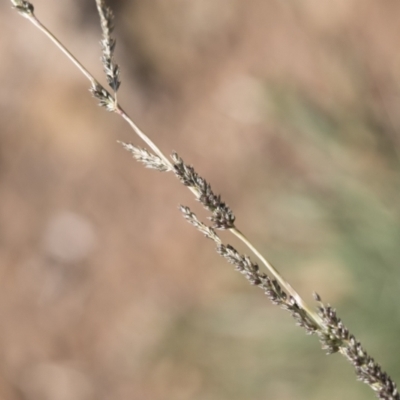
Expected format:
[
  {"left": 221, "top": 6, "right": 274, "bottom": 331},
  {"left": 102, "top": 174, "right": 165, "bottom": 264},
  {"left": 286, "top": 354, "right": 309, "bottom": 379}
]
[
  {"left": 10, "top": 1, "right": 400, "bottom": 398},
  {"left": 24, "top": 11, "right": 97, "bottom": 87}
]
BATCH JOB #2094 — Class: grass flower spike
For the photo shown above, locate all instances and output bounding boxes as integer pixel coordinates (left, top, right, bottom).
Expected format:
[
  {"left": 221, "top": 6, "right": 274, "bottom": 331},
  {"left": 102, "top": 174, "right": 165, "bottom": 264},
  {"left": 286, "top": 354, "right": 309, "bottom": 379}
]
[
  {"left": 95, "top": 0, "right": 121, "bottom": 98},
  {"left": 9, "top": 1, "right": 400, "bottom": 399}
]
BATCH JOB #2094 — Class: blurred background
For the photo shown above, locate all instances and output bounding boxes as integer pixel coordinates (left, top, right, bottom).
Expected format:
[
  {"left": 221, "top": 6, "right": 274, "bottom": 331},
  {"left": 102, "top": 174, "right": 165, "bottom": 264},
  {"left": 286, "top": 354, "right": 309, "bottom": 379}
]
[{"left": 1, "top": 0, "right": 400, "bottom": 399}]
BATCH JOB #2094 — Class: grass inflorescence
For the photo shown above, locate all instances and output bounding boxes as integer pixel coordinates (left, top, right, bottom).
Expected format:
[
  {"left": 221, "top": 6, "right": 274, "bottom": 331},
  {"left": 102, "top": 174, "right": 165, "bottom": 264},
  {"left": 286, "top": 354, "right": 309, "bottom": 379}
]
[{"left": 10, "top": 1, "right": 400, "bottom": 399}]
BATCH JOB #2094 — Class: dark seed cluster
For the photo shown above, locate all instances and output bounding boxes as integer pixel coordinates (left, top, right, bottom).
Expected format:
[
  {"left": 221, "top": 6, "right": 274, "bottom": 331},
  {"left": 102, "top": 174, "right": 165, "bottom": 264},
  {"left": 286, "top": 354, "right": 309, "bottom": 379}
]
[
  {"left": 119, "top": 145, "right": 235, "bottom": 232},
  {"left": 171, "top": 152, "right": 235, "bottom": 230},
  {"left": 90, "top": 83, "right": 115, "bottom": 112},
  {"left": 217, "top": 243, "right": 318, "bottom": 334},
  {"left": 11, "top": 0, "right": 34, "bottom": 16},
  {"left": 316, "top": 298, "right": 399, "bottom": 400}
]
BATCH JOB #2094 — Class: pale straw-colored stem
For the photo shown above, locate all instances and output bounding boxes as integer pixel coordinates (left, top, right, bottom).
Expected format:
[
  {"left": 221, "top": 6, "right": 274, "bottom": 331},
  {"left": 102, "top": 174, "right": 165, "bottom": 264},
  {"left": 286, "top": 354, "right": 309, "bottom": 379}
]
[{"left": 28, "top": 15, "right": 98, "bottom": 87}]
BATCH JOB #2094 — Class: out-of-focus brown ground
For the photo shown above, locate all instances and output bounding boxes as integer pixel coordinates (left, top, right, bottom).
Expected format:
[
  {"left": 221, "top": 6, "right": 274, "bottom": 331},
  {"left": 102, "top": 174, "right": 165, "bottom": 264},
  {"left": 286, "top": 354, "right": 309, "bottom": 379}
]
[{"left": 1, "top": 1, "right": 400, "bottom": 399}]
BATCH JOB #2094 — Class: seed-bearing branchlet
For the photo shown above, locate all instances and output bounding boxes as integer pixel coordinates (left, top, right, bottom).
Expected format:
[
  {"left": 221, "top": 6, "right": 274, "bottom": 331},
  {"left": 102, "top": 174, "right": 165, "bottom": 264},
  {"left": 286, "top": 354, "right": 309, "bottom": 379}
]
[
  {"left": 216, "top": 243, "right": 318, "bottom": 334},
  {"left": 172, "top": 152, "right": 236, "bottom": 229},
  {"left": 95, "top": 0, "right": 121, "bottom": 93},
  {"left": 315, "top": 298, "right": 399, "bottom": 400},
  {"left": 90, "top": 83, "right": 116, "bottom": 112},
  {"left": 119, "top": 142, "right": 172, "bottom": 172}
]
